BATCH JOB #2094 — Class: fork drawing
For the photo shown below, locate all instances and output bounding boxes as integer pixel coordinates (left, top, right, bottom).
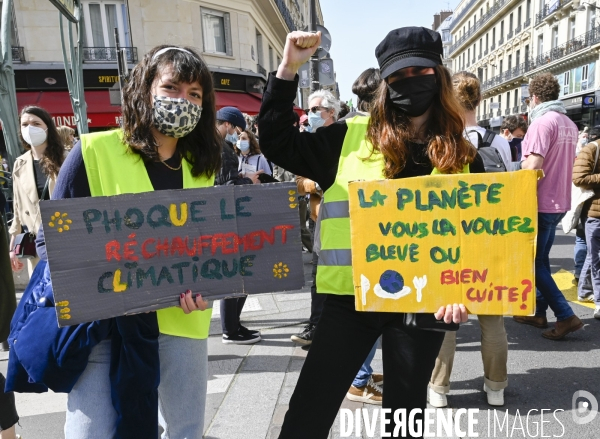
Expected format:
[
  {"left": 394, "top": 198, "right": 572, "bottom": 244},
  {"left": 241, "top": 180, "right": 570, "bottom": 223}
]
[{"left": 413, "top": 275, "right": 427, "bottom": 303}]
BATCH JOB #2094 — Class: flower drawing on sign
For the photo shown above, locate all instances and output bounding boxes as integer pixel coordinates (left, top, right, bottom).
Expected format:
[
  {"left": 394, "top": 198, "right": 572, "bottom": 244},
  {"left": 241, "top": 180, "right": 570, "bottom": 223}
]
[
  {"left": 48, "top": 211, "right": 73, "bottom": 233},
  {"left": 56, "top": 300, "right": 71, "bottom": 320},
  {"left": 273, "top": 262, "right": 290, "bottom": 279},
  {"left": 288, "top": 189, "right": 298, "bottom": 208}
]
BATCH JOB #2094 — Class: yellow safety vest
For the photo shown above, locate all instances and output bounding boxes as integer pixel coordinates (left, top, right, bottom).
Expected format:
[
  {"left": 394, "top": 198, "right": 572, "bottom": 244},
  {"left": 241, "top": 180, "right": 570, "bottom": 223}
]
[
  {"left": 316, "top": 116, "right": 469, "bottom": 296},
  {"left": 81, "top": 129, "right": 214, "bottom": 339}
]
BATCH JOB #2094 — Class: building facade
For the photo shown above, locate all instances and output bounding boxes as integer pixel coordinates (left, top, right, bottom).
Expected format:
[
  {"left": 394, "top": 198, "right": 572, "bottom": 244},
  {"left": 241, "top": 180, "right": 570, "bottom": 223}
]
[
  {"left": 3, "top": 0, "right": 322, "bottom": 144},
  {"left": 449, "top": 0, "right": 600, "bottom": 131},
  {"left": 433, "top": 10, "right": 454, "bottom": 72}
]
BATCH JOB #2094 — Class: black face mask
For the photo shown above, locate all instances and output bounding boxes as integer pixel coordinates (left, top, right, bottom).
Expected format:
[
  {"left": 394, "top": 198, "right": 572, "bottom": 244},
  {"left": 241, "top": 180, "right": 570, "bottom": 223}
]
[{"left": 387, "top": 74, "right": 439, "bottom": 117}]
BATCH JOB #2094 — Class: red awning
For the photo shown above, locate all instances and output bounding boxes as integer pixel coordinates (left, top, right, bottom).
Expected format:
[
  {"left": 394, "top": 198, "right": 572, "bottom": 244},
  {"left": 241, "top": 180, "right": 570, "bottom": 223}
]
[
  {"left": 17, "top": 90, "right": 121, "bottom": 128},
  {"left": 216, "top": 91, "right": 304, "bottom": 117}
]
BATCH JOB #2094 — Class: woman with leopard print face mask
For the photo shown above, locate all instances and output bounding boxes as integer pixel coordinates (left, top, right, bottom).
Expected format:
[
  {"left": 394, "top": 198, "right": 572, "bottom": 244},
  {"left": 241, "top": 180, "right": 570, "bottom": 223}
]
[{"left": 37, "top": 45, "right": 222, "bottom": 438}]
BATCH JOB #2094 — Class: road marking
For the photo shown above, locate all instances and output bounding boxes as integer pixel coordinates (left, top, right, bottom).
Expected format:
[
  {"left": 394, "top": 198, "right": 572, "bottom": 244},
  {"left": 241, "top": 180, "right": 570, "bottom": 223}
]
[{"left": 552, "top": 269, "right": 595, "bottom": 310}]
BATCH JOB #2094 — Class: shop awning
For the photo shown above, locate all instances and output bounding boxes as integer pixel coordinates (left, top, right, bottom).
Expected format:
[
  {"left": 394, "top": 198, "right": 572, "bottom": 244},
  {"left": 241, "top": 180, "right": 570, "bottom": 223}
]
[
  {"left": 17, "top": 90, "right": 121, "bottom": 128},
  {"left": 215, "top": 91, "right": 304, "bottom": 117}
]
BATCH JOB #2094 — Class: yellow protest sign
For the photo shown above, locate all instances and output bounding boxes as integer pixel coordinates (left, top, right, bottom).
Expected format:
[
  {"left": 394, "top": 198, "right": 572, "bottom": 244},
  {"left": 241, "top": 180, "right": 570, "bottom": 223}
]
[{"left": 348, "top": 170, "right": 538, "bottom": 315}]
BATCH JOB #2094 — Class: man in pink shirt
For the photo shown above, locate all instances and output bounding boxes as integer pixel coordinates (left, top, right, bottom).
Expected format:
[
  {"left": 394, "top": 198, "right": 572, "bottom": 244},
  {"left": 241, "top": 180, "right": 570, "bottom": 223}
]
[{"left": 515, "top": 73, "right": 583, "bottom": 340}]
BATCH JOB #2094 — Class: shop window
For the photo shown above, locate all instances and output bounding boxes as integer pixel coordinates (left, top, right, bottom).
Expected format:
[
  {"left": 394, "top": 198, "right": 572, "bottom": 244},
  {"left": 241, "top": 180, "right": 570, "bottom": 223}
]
[
  {"left": 201, "top": 7, "right": 232, "bottom": 56},
  {"left": 81, "top": 1, "right": 131, "bottom": 48}
]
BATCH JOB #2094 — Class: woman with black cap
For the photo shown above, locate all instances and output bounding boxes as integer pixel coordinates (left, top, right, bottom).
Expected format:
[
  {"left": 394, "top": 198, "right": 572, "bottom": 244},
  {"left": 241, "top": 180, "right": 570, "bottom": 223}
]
[{"left": 259, "top": 27, "right": 484, "bottom": 438}]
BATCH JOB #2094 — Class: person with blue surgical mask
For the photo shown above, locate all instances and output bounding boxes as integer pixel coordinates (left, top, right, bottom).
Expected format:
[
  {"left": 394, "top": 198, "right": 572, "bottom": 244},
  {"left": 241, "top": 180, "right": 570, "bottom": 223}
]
[{"left": 305, "top": 89, "right": 339, "bottom": 131}]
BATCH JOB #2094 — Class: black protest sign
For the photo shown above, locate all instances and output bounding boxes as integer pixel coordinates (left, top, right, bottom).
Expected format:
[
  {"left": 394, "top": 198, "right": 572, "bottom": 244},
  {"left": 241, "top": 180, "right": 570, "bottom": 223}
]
[{"left": 40, "top": 183, "right": 303, "bottom": 326}]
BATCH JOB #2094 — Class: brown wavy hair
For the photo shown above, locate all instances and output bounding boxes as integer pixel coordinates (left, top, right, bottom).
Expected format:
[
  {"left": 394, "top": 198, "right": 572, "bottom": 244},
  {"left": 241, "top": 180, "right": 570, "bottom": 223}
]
[
  {"left": 529, "top": 72, "right": 560, "bottom": 102},
  {"left": 366, "top": 65, "right": 476, "bottom": 177},
  {"left": 18, "top": 106, "right": 65, "bottom": 177},
  {"left": 121, "top": 45, "right": 221, "bottom": 177},
  {"left": 234, "top": 129, "right": 261, "bottom": 156},
  {"left": 452, "top": 71, "right": 481, "bottom": 112}
]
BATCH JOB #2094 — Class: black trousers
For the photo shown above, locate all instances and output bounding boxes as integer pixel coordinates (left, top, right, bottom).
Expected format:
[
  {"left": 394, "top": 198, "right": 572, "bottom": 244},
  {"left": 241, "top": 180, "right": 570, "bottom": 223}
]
[
  {"left": 279, "top": 295, "right": 445, "bottom": 439},
  {"left": 0, "top": 373, "right": 18, "bottom": 431},
  {"left": 309, "top": 251, "right": 326, "bottom": 325},
  {"left": 220, "top": 296, "right": 247, "bottom": 335}
]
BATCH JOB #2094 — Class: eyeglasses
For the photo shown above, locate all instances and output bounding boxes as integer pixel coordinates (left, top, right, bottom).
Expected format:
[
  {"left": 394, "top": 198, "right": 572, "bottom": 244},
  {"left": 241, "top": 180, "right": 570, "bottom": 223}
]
[{"left": 305, "top": 106, "right": 327, "bottom": 114}]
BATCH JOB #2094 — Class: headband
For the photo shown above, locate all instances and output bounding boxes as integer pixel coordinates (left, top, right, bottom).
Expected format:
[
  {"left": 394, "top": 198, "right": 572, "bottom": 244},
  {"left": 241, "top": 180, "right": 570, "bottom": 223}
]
[{"left": 152, "top": 47, "right": 194, "bottom": 60}]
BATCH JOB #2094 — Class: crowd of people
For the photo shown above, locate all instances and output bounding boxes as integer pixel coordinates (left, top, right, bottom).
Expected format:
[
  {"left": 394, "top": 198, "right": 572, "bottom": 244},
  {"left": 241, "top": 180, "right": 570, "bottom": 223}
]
[{"left": 0, "top": 24, "right": 597, "bottom": 439}]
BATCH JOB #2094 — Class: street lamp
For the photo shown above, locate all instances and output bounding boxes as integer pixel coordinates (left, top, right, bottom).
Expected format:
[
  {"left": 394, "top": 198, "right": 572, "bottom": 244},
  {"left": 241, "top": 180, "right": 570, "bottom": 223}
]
[{"left": 578, "top": 2, "right": 600, "bottom": 11}]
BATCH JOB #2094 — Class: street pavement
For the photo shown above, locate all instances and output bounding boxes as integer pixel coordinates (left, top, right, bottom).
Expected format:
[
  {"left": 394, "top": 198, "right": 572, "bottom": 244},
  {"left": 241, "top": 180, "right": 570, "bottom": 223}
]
[{"left": 1, "top": 229, "right": 599, "bottom": 439}]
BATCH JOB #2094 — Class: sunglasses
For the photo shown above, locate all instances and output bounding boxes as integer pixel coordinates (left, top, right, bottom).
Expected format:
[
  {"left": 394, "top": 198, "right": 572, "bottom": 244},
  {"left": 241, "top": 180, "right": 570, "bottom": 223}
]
[{"left": 305, "top": 106, "right": 327, "bottom": 114}]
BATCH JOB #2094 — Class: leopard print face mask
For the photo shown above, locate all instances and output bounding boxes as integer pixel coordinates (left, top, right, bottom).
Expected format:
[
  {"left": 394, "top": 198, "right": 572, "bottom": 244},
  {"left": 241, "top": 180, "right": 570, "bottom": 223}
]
[{"left": 152, "top": 95, "right": 202, "bottom": 138}]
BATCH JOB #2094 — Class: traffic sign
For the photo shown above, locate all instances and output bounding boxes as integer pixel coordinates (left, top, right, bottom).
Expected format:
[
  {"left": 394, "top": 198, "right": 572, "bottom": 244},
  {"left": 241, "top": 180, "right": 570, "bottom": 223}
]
[
  {"left": 298, "top": 63, "right": 310, "bottom": 89},
  {"left": 319, "top": 58, "right": 335, "bottom": 86}
]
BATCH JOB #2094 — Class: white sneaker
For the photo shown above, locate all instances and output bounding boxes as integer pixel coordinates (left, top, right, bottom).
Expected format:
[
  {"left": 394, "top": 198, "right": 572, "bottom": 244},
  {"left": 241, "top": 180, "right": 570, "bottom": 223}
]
[
  {"left": 484, "top": 384, "right": 505, "bottom": 406},
  {"left": 427, "top": 387, "right": 447, "bottom": 408},
  {"left": 594, "top": 306, "right": 600, "bottom": 320}
]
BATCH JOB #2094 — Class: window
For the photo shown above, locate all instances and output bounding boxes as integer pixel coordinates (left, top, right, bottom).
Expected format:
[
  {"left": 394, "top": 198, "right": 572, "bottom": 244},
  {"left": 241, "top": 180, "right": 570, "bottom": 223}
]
[
  {"left": 486, "top": 33, "right": 489, "bottom": 50},
  {"left": 508, "top": 54, "right": 512, "bottom": 72},
  {"left": 552, "top": 27, "right": 558, "bottom": 49},
  {"left": 518, "top": 6, "right": 522, "bottom": 26},
  {"left": 526, "top": 0, "right": 531, "bottom": 21},
  {"left": 538, "top": 35, "right": 544, "bottom": 56},
  {"left": 201, "top": 8, "right": 232, "bottom": 55},
  {"left": 479, "top": 38, "right": 482, "bottom": 56},
  {"left": 568, "top": 18, "right": 576, "bottom": 41},
  {"left": 564, "top": 70, "right": 570, "bottom": 95},
  {"left": 467, "top": 48, "right": 470, "bottom": 65},
  {"left": 509, "top": 13, "right": 513, "bottom": 33},
  {"left": 268, "top": 46, "right": 274, "bottom": 71},
  {"left": 500, "top": 21, "right": 504, "bottom": 38},
  {"left": 256, "top": 32, "right": 264, "bottom": 67},
  {"left": 500, "top": 60, "right": 503, "bottom": 73},
  {"left": 582, "top": 65, "right": 589, "bottom": 90},
  {"left": 492, "top": 27, "right": 496, "bottom": 44},
  {"left": 506, "top": 92, "right": 510, "bottom": 110},
  {"left": 590, "top": 7, "right": 597, "bottom": 30},
  {"left": 483, "top": 100, "right": 487, "bottom": 116},
  {"left": 81, "top": 0, "right": 131, "bottom": 48},
  {"left": 514, "top": 89, "right": 519, "bottom": 108}
]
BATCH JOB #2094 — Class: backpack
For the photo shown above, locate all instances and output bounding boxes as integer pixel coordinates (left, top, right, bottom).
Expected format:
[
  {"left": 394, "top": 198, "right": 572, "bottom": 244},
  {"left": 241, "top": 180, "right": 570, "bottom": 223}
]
[{"left": 467, "top": 129, "right": 507, "bottom": 172}]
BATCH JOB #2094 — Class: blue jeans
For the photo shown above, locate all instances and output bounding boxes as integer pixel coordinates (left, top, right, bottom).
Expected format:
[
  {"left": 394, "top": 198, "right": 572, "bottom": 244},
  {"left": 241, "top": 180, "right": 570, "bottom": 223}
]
[
  {"left": 352, "top": 340, "right": 378, "bottom": 387},
  {"left": 574, "top": 234, "right": 587, "bottom": 279},
  {"left": 534, "top": 213, "right": 575, "bottom": 321},
  {"left": 65, "top": 335, "right": 208, "bottom": 439},
  {"left": 578, "top": 217, "right": 600, "bottom": 305}
]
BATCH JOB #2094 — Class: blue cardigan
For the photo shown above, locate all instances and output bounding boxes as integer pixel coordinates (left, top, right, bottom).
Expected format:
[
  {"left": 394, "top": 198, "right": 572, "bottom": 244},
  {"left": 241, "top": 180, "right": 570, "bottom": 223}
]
[{"left": 5, "top": 229, "right": 160, "bottom": 439}]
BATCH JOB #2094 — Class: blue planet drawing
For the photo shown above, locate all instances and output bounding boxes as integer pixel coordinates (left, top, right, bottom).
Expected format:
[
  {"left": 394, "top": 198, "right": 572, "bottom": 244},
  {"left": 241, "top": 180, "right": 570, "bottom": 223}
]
[{"left": 379, "top": 270, "right": 404, "bottom": 294}]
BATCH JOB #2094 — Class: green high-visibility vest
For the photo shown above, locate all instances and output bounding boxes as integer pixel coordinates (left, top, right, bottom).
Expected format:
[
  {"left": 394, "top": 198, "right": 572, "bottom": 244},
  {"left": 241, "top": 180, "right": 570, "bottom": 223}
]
[
  {"left": 316, "top": 116, "right": 469, "bottom": 296},
  {"left": 316, "top": 116, "right": 385, "bottom": 296},
  {"left": 81, "top": 129, "right": 214, "bottom": 339}
]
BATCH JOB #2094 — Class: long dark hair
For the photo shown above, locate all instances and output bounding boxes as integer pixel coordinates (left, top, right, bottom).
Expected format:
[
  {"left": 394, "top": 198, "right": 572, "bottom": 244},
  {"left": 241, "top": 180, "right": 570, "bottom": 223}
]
[
  {"left": 352, "top": 68, "right": 382, "bottom": 112},
  {"left": 234, "top": 129, "right": 261, "bottom": 156},
  {"left": 367, "top": 65, "right": 476, "bottom": 177},
  {"left": 121, "top": 45, "right": 221, "bottom": 178},
  {"left": 19, "top": 106, "right": 65, "bottom": 177}
]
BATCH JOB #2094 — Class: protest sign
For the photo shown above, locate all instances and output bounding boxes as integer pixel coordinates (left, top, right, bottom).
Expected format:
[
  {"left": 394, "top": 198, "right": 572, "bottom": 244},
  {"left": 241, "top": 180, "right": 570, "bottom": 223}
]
[
  {"left": 349, "top": 171, "right": 538, "bottom": 315},
  {"left": 40, "top": 183, "right": 303, "bottom": 326}
]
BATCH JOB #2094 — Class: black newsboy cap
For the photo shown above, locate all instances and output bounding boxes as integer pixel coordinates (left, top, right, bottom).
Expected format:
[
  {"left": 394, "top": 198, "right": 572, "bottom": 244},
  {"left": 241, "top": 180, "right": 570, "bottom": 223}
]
[{"left": 376, "top": 27, "right": 443, "bottom": 79}]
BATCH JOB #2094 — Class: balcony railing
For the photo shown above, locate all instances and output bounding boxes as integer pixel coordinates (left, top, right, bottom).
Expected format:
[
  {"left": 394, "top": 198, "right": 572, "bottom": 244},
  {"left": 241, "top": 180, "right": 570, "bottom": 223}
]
[
  {"left": 515, "top": 24, "right": 522, "bottom": 35},
  {"left": 449, "top": 0, "right": 478, "bottom": 31},
  {"left": 484, "top": 49, "right": 488, "bottom": 56},
  {"left": 490, "top": 43, "right": 496, "bottom": 51},
  {"left": 82, "top": 47, "right": 138, "bottom": 63},
  {"left": 12, "top": 46, "right": 24, "bottom": 62},
  {"left": 478, "top": 53, "right": 482, "bottom": 59},
  {"left": 448, "top": 0, "right": 512, "bottom": 55},
  {"left": 489, "top": 112, "right": 495, "bottom": 118},
  {"left": 512, "top": 106, "right": 519, "bottom": 113},
  {"left": 507, "top": 31, "right": 514, "bottom": 41},
  {"left": 275, "top": 0, "right": 297, "bottom": 31},
  {"left": 257, "top": 63, "right": 267, "bottom": 76},
  {"left": 498, "top": 37, "right": 504, "bottom": 45},
  {"left": 524, "top": 18, "right": 531, "bottom": 28},
  {"left": 472, "top": 57, "right": 476, "bottom": 63},
  {"left": 481, "top": 26, "right": 600, "bottom": 93},
  {"left": 535, "top": 0, "right": 572, "bottom": 26},
  {"left": 505, "top": 108, "right": 511, "bottom": 115},
  {"left": 497, "top": 110, "right": 502, "bottom": 116},
  {"left": 521, "top": 103, "right": 528, "bottom": 112}
]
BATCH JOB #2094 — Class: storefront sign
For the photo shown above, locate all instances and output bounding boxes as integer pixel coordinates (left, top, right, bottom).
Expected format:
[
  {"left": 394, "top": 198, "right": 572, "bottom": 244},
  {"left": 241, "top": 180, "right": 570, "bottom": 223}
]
[
  {"left": 52, "top": 113, "right": 121, "bottom": 128},
  {"left": 16, "top": 69, "right": 119, "bottom": 90},
  {"left": 583, "top": 95, "right": 596, "bottom": 109},
  {"left": 213, "top": 72, "right": 246, "bottom": 92},
  {"left": 40, "top": 183, "right": 303, "bottom": 326},
  {"left": 348, "top": 171, "right": 539, "bottom": 316}
]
